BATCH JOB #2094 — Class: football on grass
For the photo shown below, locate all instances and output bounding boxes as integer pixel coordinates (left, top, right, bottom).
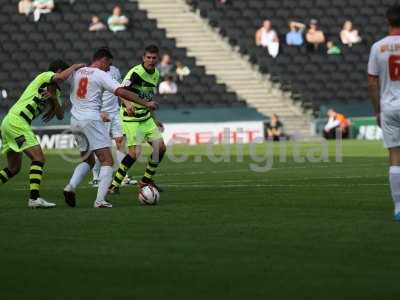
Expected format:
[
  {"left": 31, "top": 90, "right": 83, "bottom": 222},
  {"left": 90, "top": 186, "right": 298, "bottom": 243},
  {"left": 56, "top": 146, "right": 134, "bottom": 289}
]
[{"left": 138, "top": 185, "right": 160, "bottom": 205}]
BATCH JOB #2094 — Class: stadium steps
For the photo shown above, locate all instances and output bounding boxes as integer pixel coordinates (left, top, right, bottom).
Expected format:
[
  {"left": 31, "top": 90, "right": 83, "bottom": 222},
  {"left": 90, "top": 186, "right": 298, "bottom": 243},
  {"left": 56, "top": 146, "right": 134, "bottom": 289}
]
[{"left": 137, "top": 0, "right": 313, "bottom": 137}]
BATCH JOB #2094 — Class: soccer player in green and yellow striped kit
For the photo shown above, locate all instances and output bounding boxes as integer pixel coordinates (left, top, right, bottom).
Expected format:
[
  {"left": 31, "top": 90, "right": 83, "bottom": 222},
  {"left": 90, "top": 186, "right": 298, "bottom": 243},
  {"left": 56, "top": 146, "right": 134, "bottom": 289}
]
[
  {"left": 0, "top": 60, "right": 84, "bottom": 208},
  {"left": 109, "top": 45, "right": 166, "bottom": 193}
]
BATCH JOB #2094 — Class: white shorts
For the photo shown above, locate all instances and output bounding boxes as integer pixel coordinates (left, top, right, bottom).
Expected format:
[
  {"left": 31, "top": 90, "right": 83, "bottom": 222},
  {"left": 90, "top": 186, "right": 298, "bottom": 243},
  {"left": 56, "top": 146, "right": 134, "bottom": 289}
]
[
  {"left": 71, "top": 117, "right": 112, "bottom": 152},
  {"left": 382, "top": 110, "right": 400, "bottom": 148},
  {"left": 104, "top": 112, "right": 123, "bottom": 139}
]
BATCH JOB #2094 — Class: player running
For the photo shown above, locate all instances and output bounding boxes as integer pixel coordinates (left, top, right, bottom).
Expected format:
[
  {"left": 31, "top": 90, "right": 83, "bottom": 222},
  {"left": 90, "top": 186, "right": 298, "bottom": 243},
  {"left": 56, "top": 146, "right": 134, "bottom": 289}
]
[
  {"left": 109, "top": 45, "right": 166, "bottom": 194},
  {"left": 368, "top": 4, "right": 400, "bottom": 221},
  {"left": 63, "top": 48, "right": 158, "bottom": 208},
  {"left": 90, "top": 65, "right": 136, "bottom": 187},
  {"left": 0, "top": 60, "right": 83, "bottom": 208}
]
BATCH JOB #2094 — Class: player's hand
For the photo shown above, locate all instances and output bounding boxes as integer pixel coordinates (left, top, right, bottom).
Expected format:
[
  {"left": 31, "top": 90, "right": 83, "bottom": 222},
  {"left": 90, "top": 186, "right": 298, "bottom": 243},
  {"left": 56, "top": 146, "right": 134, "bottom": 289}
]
[
  {"left": 101, "top": 112, "right": 111, "bottom": 122},
  {"left": 146, "top": 101, "right": 158, "bottom": 111},
  {"left": 156, "top": 121, "right": 164, "bottom": 132},
  {"left": 376, "top": 113, "right": 381, "bottom": 128},
  {"left": 40, "top": 88, "right": 53, "bottom": 100},
  {"left": 124, "top": 101, "right": 135, "bottom": 116}
]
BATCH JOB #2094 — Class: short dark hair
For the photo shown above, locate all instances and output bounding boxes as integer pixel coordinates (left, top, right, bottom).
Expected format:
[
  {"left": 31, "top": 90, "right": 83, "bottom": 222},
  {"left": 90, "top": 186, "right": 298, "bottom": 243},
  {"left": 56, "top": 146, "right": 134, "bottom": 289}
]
[
  {"left": 92, "top": 47, "right": 113, "bottom": 61},
  {"left": 48, "top": 59, "right": 69, "bottom": 72},
  {"left": 387, "top": 5, "right": 400, "bottom": 27},
  {"left": 144, "top": 44, "right": 159, "bottom": 55}
]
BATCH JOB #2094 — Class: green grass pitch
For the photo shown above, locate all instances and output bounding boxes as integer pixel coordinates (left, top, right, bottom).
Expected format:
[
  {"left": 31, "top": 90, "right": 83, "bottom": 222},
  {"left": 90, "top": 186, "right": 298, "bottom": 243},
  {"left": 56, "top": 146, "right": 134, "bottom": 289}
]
[{"left": 0, "top": 140, "right": 398, "bottom": 299}]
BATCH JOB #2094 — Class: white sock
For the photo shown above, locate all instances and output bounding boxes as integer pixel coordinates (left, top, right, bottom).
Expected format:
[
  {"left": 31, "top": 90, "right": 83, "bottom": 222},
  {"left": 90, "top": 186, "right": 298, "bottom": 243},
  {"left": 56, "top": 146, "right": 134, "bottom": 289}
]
[
  {"left": 95, "top": 166, "right": 113, "bottom": 203},
  {"left": 389, "top": 166, "right": 400, "bottom": 214},
  {"left": 116, "top": 150, "right": 126, "bottom": 165},
  {"left": 92, "top": 156, "right": 101, "bottom": 181},
  {"left": 69, "top": 162, "right": 90, "bottom": 191}
]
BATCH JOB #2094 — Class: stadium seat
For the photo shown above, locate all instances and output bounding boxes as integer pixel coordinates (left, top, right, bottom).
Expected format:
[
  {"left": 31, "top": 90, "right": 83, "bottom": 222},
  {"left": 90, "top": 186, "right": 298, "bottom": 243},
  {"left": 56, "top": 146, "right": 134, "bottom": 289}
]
[
  {"left": 0, "top": 0, "right": 242, "bottom": 112},
  {"left": 187, "top": 0, "right": 386, "bottom": 114}
]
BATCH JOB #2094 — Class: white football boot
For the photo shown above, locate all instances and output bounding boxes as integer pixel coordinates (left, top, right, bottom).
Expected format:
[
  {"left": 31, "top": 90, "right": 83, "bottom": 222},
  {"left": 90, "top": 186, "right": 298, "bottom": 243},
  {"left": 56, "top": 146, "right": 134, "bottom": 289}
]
[
  {"left": 94, "top": 200, "right": 113, "bottom": 208},
  {"left": 28, "top": 198, "right": 56, "bottom": 208}
]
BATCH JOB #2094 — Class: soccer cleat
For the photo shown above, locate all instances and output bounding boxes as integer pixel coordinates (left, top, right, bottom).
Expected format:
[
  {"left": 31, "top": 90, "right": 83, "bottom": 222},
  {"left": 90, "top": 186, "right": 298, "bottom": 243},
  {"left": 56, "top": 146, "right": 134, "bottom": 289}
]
[
  {"left": 28, "top": 198, "right": 56, "bottom": 208},
  {"left": 395, "top": 212, "right": 400, "bottom": 222},
  {"left": 63, "top": 184, "right": 76, "bottom": 207},
  {"left": 94, "top": 200, "right": 113, "bottom": 208},
  {"left": 138, "top": 180, "right": 164, "bottom": 193},
  {"left": 90, "top": 179, "right": 100, "bottom": 187},
  {"left": 121, "top": 176, "right": 137, "bottom": 186}
]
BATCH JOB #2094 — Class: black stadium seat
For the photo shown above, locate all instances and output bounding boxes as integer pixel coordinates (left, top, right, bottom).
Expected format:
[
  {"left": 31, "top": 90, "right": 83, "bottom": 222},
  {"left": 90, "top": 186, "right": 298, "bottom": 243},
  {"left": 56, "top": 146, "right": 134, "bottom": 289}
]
[
  {"left": 188, "top": 0, "right": 388, "bottom": 114},
  {"left": 0, "top": 0, "right": 242, "bottom": 111}
]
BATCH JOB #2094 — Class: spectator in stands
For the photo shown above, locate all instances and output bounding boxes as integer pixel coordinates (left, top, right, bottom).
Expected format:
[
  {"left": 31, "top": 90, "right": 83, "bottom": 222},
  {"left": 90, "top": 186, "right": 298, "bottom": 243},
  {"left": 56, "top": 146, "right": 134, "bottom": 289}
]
[
  {"left": 265, "top": 114, "right": 285, "bottom": 141},
  {"left": 175, "top": 61, "right": 190, "bottom": 82},
  {"left": 18, "top": 0, "right": 33, "bottom": 16},
  {"left": 286, "top": 21, "right": 305, "bottom": 46},
  {"left": 107, "top": 5, "right": 129, "bottom": 32},
  {"left": 340, "top": 20, "right": 362, "bottom": 47},
  {"left": 157, "top": 54, "right": 174, "bottom": 78},
  {"left": 305, "top": 19, "right": 325, "bottom": 51},
  {"left": 32, "top": 0, "right": 54, "bottom": 22},
  {"left": 255, "top": 20, "right": 280, "bottom": 58},
  {"left": 159, "top": 76, "right": 178, "bottom": 94},
  {"left": 326, "top": 41, "right": 341, "bottom": 55},
  {"left": 89, "top": 16, "right": 107, "bottom": 32},
  {"left": 323, "top": 109, "right": 351, "bottom": 139}
]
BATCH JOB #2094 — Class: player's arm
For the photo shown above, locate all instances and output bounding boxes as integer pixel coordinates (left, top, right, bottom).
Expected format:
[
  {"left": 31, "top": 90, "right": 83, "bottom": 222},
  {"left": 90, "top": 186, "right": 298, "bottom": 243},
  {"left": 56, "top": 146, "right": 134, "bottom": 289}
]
[
  {"left": 42, "top": 87, "right": 65, "bottom": 122},
  {"left": 150, "top": 110, "right": 164, "bottom": 132},
  {"left": 367, "top": 44, "right": 380, "bottom": 126},
  {"left": 115, "top": 88, "right": 158, "bottom": 110},
  {"left": 368, "top": 75, "right": 380, "bottom": 123},
  {"left": 52, "top": 63, "right": 86, "bottom": 84},
  {"left": 101, "top": 73, "right": 158, "bottom": 110}
]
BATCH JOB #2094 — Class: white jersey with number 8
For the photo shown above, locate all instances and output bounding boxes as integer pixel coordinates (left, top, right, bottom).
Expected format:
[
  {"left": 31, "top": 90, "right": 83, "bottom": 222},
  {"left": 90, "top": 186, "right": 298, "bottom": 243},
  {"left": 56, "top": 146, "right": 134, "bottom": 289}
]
[
  {"left": 69, "top": 67, "right": 121, "bottom": 121},
  {"left": 368, "top": 35, "right": 400, "bottom": 112}
]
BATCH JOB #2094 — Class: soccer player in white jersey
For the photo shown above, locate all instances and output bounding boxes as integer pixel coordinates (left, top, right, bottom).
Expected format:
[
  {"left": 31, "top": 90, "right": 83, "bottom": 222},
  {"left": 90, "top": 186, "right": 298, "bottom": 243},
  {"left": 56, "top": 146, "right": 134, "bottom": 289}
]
[
  {"left": 63, "top": 48, "right": 158, "bottom": 208},
  {"left": 368, "top": 4, "right": 400, "bottom": 221},
  {"left": 90, "top": 65, "right": 136, "bottom": 187}
]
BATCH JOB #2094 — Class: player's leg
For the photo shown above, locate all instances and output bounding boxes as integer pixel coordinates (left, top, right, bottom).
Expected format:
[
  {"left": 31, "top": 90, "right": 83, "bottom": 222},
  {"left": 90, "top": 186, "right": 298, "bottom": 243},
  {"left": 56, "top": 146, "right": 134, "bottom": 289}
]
[
  {"left": 64, "top": 151, "right": 95, "bottom": 207},
  {"left": 64, "top": 117, "right": 97, "bottom": 207},
  {"left": 0, "top": 116, "right": 23, "bottom": 184},
  {"left": 389, "top": 148, "right": 400, "bottom": 221},
  {"left": 109, "top": 121, "right": 140, "bottom": 193},
  {"left": 138, "top": 119, "right": 166, "bottom": 189},
  {"left": 115, "top": 136, "right": 137, "bottom": 186},
  {"left": 0, "top": 150, "right": 22, "bottom": 185},
  {"left": 91, "top": 155, "right": 101, "bottom": 186},
  {"left": 110, "top": 144, "right": 140, "bottom": 192},
  {"left": 93, "top": 147, "right": 114, "bottom": 208},
  {"left": 139, "top": 138, "right": 166, "bottom": 189},
  {"left": 382, "top": 111, "right": 400, "bottom": 221},
  {"left": 24, "top": 145, "right": 56, "bottom": 208}
]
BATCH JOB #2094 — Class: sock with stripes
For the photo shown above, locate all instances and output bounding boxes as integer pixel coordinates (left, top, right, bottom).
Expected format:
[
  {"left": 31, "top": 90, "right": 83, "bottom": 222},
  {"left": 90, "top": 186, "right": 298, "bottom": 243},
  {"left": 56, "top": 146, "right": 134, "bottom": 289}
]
[
  {"left": 29, "top": 161, "right": 44, "bottom": 200},
  {"left": 141, "top": 158, "right": 162, "bottom": 183},
  {"left": 111, "top": 155, "right": 136, "bottom": 188},
  {"left": 0, "top": 168, "right": 14, "bottom": 184}
]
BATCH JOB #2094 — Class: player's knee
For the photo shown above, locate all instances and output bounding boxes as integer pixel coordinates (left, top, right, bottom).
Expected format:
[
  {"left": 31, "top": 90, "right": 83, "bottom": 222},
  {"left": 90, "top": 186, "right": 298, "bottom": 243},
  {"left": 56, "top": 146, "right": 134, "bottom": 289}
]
[
  {"left": 159, "top": 142, "right": 166, "bottom": 155},
  {"left": 8, "top": 164, "right": 21, "bottom": 176},
  {"left": 128, "top": 146, "right": 140, "bottom": 159},
  {"left": 101, "top": 156, "right": 114, "bottom": 167},
  {"left": 115, "top": 137, "right": 124, "bottom": 148}
]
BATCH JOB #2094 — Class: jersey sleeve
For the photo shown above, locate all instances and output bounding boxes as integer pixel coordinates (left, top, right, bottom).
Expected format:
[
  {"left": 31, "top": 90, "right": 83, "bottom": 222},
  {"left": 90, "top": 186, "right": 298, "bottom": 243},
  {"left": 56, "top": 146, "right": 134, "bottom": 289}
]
[
  {"left": 121, "top": 72, "right": 142, "bottom": 93},
  {"left": 115, "top": 68, "right": 122, "bottom": 83},
  {"left": 368, "top": 44, "right": 379, "bottom": 76},
  {"left": 37, "top": 71, "right": 55, "bottom": 85},
  {"left": 100, "top": 72, "right": 121, "bottom": 94}
]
